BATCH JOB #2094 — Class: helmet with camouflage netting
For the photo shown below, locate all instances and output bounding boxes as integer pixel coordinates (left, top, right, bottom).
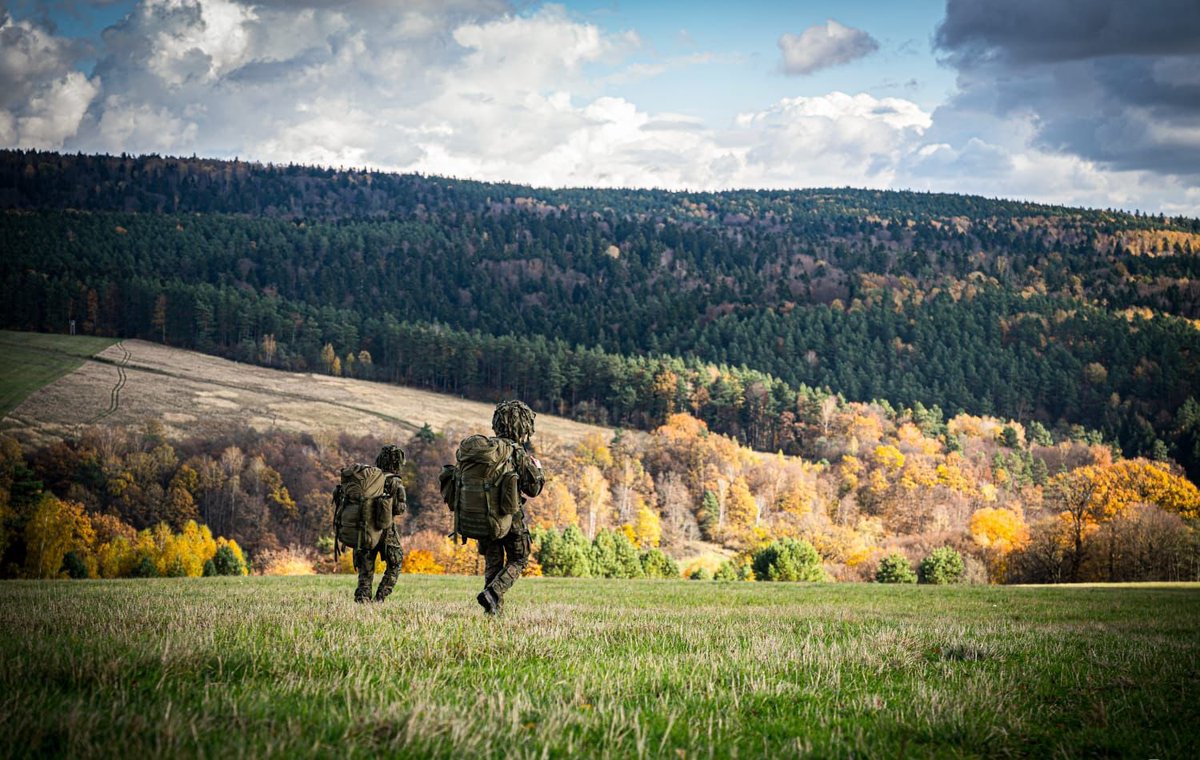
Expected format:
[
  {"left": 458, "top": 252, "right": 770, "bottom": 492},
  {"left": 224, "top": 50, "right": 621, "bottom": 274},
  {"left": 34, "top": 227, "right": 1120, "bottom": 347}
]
[
  {"left": 492, "top": 399, "right": 535, "bottom": 444},
  {"left": 375, "top": 444, "right": 406, "bottom": 472}
]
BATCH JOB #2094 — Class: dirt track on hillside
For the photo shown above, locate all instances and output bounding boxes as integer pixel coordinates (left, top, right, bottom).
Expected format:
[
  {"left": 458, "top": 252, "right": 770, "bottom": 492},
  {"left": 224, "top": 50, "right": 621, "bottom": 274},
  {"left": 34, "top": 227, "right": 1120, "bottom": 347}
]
[{"left": 1, "top": 340, "right": 617, "bottom": 448}]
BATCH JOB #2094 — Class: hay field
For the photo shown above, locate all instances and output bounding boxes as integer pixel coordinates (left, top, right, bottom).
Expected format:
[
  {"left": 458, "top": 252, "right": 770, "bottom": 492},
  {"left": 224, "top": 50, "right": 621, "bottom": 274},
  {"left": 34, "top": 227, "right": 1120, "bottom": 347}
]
[{"left": 0, "top": 334, "right": 618, "bottom": 449}]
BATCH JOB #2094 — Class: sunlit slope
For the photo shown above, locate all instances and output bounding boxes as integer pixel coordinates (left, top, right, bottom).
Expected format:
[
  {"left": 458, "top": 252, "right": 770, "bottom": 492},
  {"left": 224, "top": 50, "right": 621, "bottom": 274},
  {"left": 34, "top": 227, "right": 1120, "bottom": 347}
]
[{"left": 1, "top": 335, "right": 617, "bottom": 448}]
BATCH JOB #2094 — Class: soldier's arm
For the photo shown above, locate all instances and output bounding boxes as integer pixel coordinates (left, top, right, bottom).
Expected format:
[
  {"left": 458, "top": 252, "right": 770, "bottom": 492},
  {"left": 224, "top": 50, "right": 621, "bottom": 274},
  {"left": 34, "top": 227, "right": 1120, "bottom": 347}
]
[{"left": 388, "top": 475, "right": 407, "bottom": 515}]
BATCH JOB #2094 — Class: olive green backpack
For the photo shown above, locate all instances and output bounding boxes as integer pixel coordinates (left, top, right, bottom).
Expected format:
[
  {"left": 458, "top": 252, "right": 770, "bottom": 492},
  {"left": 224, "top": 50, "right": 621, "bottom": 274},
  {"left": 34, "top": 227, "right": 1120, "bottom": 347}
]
[
  {"left": 441, "top": 435, "right": 520, "bottom": 542},
  {"left": 332, "top": 464, "right": 390, "bottom": 560}
]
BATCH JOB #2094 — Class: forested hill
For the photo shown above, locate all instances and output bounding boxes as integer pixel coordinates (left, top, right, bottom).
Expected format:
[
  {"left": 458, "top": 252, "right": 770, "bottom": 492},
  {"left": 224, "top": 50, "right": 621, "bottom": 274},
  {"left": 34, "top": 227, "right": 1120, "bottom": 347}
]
[{"left": 3, "top": 149, "right": 1200, "bottom": 481}]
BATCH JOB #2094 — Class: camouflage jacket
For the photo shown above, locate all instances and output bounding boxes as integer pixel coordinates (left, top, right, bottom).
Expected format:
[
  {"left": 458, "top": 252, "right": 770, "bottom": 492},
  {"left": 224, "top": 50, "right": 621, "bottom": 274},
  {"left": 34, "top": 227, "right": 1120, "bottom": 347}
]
[{"left": 507, "top": 441, "right": 545, "bottom": 533}]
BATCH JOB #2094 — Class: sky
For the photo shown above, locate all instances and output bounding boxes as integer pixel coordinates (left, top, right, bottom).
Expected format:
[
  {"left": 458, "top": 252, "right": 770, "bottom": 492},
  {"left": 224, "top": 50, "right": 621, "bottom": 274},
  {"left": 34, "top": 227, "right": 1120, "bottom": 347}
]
[{"left": 2, "top": 0, "right": 1199, "bottom": 214}]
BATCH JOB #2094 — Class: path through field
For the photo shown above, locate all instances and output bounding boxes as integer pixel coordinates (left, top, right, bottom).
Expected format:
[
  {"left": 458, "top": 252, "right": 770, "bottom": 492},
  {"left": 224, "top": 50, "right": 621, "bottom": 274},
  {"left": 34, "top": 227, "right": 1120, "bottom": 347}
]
[{"left": 2, "top": 338, "right": 619, "bottom": 448}]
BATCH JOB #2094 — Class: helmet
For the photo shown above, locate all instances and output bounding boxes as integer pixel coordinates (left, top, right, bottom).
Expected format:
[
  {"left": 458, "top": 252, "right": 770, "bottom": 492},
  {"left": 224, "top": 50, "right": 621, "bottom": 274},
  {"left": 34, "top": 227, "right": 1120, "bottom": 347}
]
[
  {"left": 375, "top": 444, "right": 406, "bottom": 472},
  {"left": 492, "top": 399, "right": 535, "bottom": 444}
]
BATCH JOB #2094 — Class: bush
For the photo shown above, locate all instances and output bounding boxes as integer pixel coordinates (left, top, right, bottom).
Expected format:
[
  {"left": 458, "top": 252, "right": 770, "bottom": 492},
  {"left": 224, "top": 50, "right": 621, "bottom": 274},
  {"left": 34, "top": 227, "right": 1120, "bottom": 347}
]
[
  {"left": 536, "top": 526, "right": 592, "bottom": 577},
  {"left": 875, "top": 553, "right": 917, "bottom": 584},
  {"left": 688, "top": 566, "right": 713, "bottom": 581},
  {"left": 132, "top": 556, "right": 158, "bottom": 578},
  {"left": 714, "top": 558, "right": 753, "bottom": 581},
  {"left": 640, "top": 549, "right": 679, "bottom": 579},
  {"left": 259, "top": 547, "right": 316, "bottom": 576},
  {"left": 401, "top": 549, "right": 444, "bottom": 575},
  {"left": 752, "top": 538, "right": 827, "bottom": 582},
  {"left": 165, "top": 557, "right": 188, "bottom": 577},
  {"left": 919, "top": 547, "right": 965, "bottom": 585},
  {"left": 211, "top": 544, "right": 247, "bottom": 576},
  {"left": 62, "top": 551, "right": 89, "bottom": 579}
]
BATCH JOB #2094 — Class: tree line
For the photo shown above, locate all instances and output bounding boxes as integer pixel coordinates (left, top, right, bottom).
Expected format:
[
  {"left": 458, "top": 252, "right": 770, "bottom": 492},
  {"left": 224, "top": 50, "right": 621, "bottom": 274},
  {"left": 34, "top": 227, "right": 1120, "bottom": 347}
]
[{"left": 4, "top": 395, "right": 1197, "bottom": 583}]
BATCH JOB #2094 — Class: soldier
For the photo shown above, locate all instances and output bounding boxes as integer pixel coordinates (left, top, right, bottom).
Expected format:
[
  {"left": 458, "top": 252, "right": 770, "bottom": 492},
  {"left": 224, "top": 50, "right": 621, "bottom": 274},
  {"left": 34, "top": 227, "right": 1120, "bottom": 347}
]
[
  {"left": 348, "top": 444, "right": 407, "bottom": 603},
  {"left": 476, "top": 400, "right": 545, "bottom": 615}
]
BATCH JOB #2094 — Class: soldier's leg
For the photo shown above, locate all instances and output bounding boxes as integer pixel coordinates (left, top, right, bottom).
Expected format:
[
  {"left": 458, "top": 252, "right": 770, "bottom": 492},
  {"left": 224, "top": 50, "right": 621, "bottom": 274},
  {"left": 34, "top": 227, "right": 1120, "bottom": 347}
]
[
  {"left": 477, "top": 538, "right": 504, "bottom": 613},
  {"left": 354, "top": 539, "right": 378, "bottom": 603},
  {"left": 374, "top": 530, "right": 404, "bottom": 603},
  {"left": 481, "top": 538, "right": 505, "bottom": 588},
  {"left": 485, "top": 531, "right": 531, "bottom": 603}
]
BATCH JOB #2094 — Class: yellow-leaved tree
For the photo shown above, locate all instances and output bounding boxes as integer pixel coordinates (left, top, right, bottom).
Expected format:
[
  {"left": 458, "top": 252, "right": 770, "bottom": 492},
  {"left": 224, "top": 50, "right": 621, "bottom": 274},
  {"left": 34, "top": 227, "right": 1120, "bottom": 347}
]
[
  {"left": 970, "top": 506, "right": 1030, "bottom": 582},
  {"left": 632, "top": 503, "right": 662, "bottom": 549},
  {"left": 401, "top": 549, "right": 445, "bottom": 575},
  {"left": 23, "top": 495, "right": 94, "bottom": 578}
]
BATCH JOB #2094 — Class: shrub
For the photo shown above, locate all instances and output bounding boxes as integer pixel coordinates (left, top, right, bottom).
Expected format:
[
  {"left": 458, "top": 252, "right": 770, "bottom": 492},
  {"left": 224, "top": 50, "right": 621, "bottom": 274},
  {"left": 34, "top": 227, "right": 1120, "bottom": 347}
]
[
  {"left": 714, "top": 560, "right": 740, "bottom": 581},
  {"left": 210, "top": 544, "right": 247, "bottom": 576},
  {"left": 259, "top": 547, "right": 316, "bottom": 576},
  {"left": 536, "top": 526, "right": 592, "bottom": 578},
  {"left": 640, "top": 549, "right": 679, "bottom": 579},
  {"left": 715, "top": 557, "right": 754, "bottom": 581},
  {"left": 165, "top": 557, "right": 188, "bottom": 577},
  {"left": 875, "top": 553, "right": 917, "bottom": 584},
  {"left": 62, "top": 551, "right": 89, "bottom": 579},
  {"left": 688, "top": 566, "right": 713, "bottom": 581},
  {"left": 132, "top": 556, "right": 158, "bottom": 578},
  {"left": 752, "top": 538, "right": 826, "bottom": 582},
  {"left": 401, "top": 549, "right": 444, "bottom": 575},
  {"left": 919, "top": 547, "right": 965, "bottom": 585}
]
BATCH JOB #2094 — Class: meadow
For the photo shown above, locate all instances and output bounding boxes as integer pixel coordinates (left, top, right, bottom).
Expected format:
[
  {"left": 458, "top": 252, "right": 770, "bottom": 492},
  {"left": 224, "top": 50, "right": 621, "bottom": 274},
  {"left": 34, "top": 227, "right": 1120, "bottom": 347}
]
[
  {"left": 1, "top": 576, "right": 1197, "bottom": 758},
  {"left": 0, "top": 331, "right": 116, "bottom": 418}
]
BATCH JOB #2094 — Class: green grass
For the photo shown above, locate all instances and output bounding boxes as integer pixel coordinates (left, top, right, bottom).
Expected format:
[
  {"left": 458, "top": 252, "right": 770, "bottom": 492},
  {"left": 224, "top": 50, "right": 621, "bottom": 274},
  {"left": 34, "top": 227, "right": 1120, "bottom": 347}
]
[
  {"left": 1, "top": 577, "right": 1198, "bottom": 758},
  {"left": 0, "top": 330, "right": 118, "bottom": 417}
]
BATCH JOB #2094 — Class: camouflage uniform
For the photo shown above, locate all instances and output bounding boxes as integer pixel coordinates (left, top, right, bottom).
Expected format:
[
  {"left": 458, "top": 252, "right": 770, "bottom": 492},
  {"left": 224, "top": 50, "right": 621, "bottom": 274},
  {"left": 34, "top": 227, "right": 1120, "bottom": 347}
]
[
  {"left": 477, "top": 443, "right": 544, "bottom": 612},
  {"left": 354, "top": 446, "right": 407, "bottom": 603},
  {"left": 354, "top": 504, "right": 404, "bottom": 602}
]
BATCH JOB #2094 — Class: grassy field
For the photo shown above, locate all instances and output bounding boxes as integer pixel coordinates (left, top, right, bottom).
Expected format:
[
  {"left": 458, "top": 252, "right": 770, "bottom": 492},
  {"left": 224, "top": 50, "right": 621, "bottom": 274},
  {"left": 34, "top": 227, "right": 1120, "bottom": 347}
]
[
  {"left": 2, "top": 578, "right": 1197, "bottom": 758},
  {"left": 0, "top": 331, "right": 117, "bottom": 417}
]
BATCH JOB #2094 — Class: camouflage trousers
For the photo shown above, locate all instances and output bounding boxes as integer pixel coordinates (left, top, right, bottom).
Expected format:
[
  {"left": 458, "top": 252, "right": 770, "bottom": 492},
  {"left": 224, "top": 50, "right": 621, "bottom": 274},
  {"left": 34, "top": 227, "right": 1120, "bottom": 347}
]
[
  {"left": 478, "top": 528, "right": 531, "bottom": 607},
  {"left": 354, "top": 526, "right": 403, "bottom": 603}
]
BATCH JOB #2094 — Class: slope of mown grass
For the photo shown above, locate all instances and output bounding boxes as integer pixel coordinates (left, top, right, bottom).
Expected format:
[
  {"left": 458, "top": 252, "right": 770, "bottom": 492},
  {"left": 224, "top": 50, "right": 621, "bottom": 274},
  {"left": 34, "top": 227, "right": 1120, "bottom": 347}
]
[
  {"left": 0, "top": 330, "right": 117, "bottom": 416},
  {"left": 1, "top": 576, "right": 1197, "bottom": 758}
]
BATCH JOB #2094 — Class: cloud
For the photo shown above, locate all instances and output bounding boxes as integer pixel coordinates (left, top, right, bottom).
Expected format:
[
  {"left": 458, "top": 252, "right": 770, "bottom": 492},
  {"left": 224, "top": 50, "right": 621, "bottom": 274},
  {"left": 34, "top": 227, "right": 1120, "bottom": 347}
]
[
  {"left": 934, "top": 0, "right": 1200, "bottom": 178},
  {"left": 0, "top": 12, "right": 99, "bottom": 147},
  {"left": 778, "top": 19, "right": 878, "bottom": 76}
]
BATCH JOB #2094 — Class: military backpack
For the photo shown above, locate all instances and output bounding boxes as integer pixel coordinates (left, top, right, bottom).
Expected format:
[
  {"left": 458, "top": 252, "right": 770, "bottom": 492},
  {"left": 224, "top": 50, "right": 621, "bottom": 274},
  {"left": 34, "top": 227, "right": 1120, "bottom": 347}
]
[
  {"left": 442, "top": 435, "right": 520, "bottom": 542},
  {"left": 332, "top": 464, "right": 392, "bottom": 560}
]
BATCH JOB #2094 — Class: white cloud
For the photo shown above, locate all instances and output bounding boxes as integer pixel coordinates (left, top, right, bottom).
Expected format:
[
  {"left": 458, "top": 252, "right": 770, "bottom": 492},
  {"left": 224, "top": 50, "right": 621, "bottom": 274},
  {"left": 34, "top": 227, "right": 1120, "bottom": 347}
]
[
  {"left": 0, "top": 13, "right": 99, "bottom": 148},
  {"left": 778, "top": 19, "right": 879, "bottom": 76},
  {"left": 728, "top": 92, "right": 930, "bottom": 187}
]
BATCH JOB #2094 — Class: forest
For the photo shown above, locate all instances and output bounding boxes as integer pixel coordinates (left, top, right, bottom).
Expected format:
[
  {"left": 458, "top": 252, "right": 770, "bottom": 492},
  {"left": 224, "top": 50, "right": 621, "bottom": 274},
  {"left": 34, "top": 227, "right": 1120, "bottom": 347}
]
[
  {"left": 3, "top": 398, "right": 1197, "bottom": 584},
  {"left": 3, "top": 150, "right": 1199, "bottom": 485},
  {"left": 1, "top": 149, "right": 1199, "bottom": 583}
]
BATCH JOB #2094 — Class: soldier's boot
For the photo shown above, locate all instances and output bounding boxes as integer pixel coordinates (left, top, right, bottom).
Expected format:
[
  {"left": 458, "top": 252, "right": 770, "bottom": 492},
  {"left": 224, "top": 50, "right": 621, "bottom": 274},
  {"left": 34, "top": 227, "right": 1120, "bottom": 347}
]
[
  {"left": 476, "top": 588, "right": 499, "bottom": 615},
  {"left": 355, "top": 580, "right": 374, "bottom": 603},
  {"left": 374, "top": 544, "right": 403, "bottom": 603}
]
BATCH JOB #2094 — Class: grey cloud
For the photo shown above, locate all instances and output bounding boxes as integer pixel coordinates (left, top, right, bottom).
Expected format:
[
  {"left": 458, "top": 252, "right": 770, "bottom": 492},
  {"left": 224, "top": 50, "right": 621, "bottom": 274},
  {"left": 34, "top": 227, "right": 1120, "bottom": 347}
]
[
  {"left": 934, "top": 0, "right": 1200, "bottom": 177},
  {"left": 936, "top": 0, "right": 1200, "bottom": 65},
  {"left": 778, "top": 19, "right": 878, "bottom": 76}
]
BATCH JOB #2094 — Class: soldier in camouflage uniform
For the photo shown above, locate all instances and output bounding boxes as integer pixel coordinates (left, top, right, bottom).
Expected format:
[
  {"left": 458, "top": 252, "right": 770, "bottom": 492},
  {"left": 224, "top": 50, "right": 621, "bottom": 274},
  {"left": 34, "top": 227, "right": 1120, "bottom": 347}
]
[
  {"left": 355, "top": 444, "right": 408, "bottom": 603},
  {"left": 476, "top": 400, "right": 545, "bottom": 615}
]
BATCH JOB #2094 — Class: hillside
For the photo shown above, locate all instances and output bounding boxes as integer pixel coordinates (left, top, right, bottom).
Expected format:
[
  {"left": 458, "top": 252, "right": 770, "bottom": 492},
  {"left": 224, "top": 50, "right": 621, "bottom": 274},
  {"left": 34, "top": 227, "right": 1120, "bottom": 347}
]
[
  {"left": 2, "top": 149, "right": 1199, "bottom": 483},
  {"left": 0, "top": 334, "right": 618, "bottom": 450}
]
